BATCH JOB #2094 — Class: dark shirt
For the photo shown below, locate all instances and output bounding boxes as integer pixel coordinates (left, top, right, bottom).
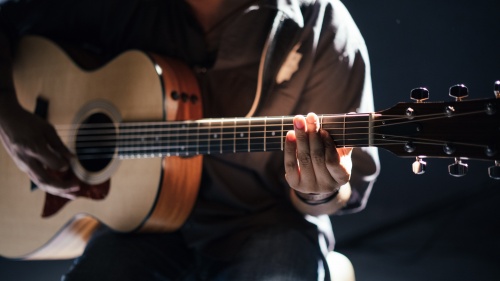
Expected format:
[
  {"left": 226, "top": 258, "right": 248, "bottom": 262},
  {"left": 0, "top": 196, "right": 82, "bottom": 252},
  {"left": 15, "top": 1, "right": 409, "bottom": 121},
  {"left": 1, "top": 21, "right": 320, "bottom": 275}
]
[{"left": 0, "top": 0, "right": 380, "bottom": 258}]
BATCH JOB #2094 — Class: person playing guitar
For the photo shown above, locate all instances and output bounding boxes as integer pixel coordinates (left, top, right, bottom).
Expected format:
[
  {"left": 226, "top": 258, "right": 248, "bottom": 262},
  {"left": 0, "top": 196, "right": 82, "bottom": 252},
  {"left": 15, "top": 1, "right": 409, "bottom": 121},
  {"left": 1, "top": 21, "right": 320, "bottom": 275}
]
[{"left": 0, "top": 0, "right": 379, "bottom": 280}]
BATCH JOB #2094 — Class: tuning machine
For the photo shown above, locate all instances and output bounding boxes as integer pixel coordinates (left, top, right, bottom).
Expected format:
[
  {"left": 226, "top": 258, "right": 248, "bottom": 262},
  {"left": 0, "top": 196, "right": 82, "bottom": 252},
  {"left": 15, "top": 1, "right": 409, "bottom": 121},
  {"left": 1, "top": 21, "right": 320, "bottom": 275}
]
[
  {"left": 449, "top": 84, "right": 469, "bottom": 101},
  {"left": 494, "top": 81, "right": 500, "bottom": 98},
  {"left": 412, "top": 157, "right": 427, "bottom": 175},
  {"left": 407, "top": 88, "right": 429, "bottom": 119},
  {"left": 410, "top": 88, "right": 429, "bottom": 103},
  {"left": 489, "top": 161, "right": 500, "bottom": 180},
  {"left": 448, "top": 158, "right": 468, "bottom": 177}
]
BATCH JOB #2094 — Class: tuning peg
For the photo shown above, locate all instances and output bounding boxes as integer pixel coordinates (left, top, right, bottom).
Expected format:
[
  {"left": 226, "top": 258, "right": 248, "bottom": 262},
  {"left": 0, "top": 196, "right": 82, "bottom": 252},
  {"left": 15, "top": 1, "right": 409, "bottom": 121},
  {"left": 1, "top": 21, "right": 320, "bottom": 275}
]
[
  {"left": 449, "top": 84, "right": 469, "bottom": 101},
  {"left": 494, "top": 81, "right": 500, "bottom": 98},
  {"left": 410, "top": 88, "right": 429, "bottom": 103},
  {"left": 489, "top": 161, "right": 500, "bottom": 180},
  {"left": 448, "top": 158, "right": 468, "bottom": 177},
  {"left": 412, "top": 157, "right": 427, "bottom": 175}
]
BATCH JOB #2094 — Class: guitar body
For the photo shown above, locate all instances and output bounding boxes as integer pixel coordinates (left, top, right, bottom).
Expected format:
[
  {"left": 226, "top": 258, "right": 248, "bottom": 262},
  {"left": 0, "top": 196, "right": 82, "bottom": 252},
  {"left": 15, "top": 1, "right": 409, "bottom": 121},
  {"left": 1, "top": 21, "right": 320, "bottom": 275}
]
[{"left": 0, "top": 37, "right": 202, "bottom": 259}]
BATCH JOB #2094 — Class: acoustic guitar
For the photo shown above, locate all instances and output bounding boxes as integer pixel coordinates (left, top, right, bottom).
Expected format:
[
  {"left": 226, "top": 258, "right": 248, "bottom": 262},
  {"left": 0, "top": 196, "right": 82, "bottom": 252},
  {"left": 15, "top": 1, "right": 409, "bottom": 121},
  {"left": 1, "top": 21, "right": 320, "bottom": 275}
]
[{"left": 1, "top": 36, "right": 499, "bottom": 260}]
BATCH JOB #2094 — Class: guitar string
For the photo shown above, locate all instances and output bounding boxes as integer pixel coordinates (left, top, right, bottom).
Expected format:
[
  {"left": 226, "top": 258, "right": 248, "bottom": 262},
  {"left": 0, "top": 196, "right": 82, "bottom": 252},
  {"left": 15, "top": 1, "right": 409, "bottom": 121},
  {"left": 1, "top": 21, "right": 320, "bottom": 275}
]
[
  {"left": 56, "top": 110, "right": 489, "bottom": 148},
  {"left": 51, "top": 114, "right": 429, "bottom": 134},
  {"left": 73, "top": 137, "right": 484, "bottom": 160},
  {"left": 73, "top": 135, "right": 373, "bottom": 152},
  {"left": 71, "top": 130, "right": 370, "bottom": 145},
  {"left": 62, "top": 131, "right": 492, "bottom": 155},
  {"left": 74, "top": 136, "right": 485, "bottom": 156},
  {"left": 25, "top": 107, "right": 490, "bottom": 158},
  {"left": 72, "top": 132, "right": 487, "bottom": 157},
  {"left": 69, "top": 129, "right": 489, "bottom": 151},
  {"left": 52, "top": 108, "right": 473, "bottom": 133},
  {"left": 52, "top": 114, "right": 370, "bottom": 130},
  {"left": 53, "top": 109, "right": 487, "bottom": 139}
]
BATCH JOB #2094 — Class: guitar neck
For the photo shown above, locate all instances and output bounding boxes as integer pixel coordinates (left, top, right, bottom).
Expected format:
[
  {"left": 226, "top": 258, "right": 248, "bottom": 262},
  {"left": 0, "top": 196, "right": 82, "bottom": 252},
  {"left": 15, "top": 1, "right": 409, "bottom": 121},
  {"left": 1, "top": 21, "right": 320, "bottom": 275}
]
[{"left": 114, "top": 114, "right": 375, "bottom": 159}]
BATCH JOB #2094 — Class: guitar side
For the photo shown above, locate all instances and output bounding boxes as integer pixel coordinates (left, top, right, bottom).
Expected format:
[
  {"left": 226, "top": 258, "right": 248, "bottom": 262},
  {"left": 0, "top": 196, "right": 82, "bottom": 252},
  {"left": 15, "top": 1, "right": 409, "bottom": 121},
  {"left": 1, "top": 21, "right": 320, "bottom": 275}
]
[{"left": 0, "top": 37, "right": 202, "bottom": 259}]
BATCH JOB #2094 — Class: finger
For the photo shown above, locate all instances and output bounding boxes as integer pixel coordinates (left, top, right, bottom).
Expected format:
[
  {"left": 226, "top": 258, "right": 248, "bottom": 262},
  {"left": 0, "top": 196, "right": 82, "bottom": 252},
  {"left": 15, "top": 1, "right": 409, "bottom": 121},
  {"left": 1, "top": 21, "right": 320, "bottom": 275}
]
[
  {"left": 338, "top": 147, "right": 353, "bottom": 176},
  {"left": 27, "top": 130, "right": 70, "bottom": 171},
  {"left": 284, "top": 130, "right": 300, "bottom": 188},
  {"left": 293, "top": 115, "right": 316, "bottom": 190},
  {"left": 45, "top": 126, "right": 74, "bottom": 160},
  {"left": 24, "top": 156, "right": 79, "bottom": 190},
  {"left": 34, "top": 176, "right": 79, "bottom": 200},
  {"left": 322, "top": 130, "right": 351, "bottom": 185},
  {"left": 306, "top": 113, "right": 336, "bottom": 192},
  {"left": 32, "top": 144, "right": 69, "bottom": 172},
  {"left": 40, "top": 183, "right": 78, "bottom": 200}
]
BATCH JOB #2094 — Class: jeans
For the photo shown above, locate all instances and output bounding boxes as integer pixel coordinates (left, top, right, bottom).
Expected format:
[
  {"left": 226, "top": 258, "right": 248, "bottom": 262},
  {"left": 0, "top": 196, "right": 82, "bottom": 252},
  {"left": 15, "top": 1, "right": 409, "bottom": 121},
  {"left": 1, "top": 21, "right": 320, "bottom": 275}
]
[{"left": 62, "top": 225, "right": 330, "bottom": 281}]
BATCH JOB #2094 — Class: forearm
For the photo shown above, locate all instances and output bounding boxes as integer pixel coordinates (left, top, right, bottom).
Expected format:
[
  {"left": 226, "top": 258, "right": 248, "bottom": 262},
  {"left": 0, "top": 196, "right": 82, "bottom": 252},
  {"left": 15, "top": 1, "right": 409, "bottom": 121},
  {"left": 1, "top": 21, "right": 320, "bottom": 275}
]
[{"left": 290, "top": 182, "right": 352, "bottom": 216}]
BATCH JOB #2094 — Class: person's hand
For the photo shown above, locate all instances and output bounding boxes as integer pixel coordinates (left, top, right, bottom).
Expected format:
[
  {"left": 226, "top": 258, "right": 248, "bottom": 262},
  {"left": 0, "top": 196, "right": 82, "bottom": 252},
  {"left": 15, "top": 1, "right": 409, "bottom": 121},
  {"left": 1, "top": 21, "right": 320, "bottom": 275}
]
[
  {"left": 0, "top": 102, "right": 79, "bottom": 199},
  {"left": 284, "top": 113, "right": 352, "bottom": 200}
]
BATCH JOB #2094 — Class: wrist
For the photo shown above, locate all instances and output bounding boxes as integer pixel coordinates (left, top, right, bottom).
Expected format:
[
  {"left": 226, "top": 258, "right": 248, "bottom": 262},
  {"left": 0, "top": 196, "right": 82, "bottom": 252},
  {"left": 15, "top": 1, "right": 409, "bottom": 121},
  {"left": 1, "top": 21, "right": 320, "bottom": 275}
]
[{"left": 293, "top": 189, "right": 339, "bottom": 206}]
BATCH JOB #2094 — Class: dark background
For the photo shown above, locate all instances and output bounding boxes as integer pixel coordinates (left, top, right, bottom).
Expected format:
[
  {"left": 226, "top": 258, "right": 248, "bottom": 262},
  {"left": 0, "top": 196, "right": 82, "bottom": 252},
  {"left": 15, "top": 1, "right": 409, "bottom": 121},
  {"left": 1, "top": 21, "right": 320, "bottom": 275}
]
[{"left": 1, "top": 0, "right": 500, "bottom": 280}]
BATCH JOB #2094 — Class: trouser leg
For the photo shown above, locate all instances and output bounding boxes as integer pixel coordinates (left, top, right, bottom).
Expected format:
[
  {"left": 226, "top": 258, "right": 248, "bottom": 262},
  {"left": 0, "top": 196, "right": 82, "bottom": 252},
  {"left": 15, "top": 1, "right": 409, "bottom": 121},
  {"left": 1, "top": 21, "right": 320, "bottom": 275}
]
[
  {"left": 208, "top": 226, "right": 326, "bottom": 281},
  {"left": 61, "top": 227, "right": 194, "bottom": 281}
]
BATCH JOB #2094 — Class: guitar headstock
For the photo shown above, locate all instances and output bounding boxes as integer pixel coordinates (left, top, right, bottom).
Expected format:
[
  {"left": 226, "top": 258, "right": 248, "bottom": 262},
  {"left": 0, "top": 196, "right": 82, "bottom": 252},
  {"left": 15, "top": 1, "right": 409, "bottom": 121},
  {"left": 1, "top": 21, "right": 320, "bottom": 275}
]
[{"left": 374, "top": 82, "right": 500, "bottom": 179}]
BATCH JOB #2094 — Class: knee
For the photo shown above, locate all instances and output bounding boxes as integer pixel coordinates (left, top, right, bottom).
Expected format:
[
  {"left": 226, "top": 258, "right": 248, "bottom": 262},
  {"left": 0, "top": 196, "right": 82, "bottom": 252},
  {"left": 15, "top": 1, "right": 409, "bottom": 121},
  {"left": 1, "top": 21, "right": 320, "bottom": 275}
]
[{"left": 327, "top": 251, "right": 356, "bottom": 281}]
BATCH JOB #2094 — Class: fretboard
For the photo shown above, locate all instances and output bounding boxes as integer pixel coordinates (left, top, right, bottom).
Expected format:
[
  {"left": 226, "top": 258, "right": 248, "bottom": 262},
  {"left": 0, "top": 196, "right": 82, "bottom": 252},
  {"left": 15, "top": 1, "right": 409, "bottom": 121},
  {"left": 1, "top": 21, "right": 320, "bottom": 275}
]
[{"left": 116, "top": 114, "right": 373, "bottom": 159}]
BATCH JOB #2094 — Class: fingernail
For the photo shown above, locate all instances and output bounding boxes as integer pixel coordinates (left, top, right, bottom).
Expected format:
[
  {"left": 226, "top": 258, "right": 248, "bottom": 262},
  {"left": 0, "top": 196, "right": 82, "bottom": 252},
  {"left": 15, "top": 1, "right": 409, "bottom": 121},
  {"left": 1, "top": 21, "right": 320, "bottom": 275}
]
[
  {"left": 59, "top": 165, "right": 69, "bottom": 172},
  {"left": 306, "top": 113, "right": 318, "bottom": 124},
  {"left": 294, "top": 117, "right": 304, "bottom": 130}
]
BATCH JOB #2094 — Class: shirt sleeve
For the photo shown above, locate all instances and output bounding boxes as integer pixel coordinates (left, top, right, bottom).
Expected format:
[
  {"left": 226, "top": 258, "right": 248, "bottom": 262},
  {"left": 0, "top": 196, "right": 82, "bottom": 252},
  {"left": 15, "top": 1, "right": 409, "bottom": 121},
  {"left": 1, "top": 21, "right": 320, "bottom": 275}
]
[{"left": 295, "top": 0, "right": 380, "bottom": 214}]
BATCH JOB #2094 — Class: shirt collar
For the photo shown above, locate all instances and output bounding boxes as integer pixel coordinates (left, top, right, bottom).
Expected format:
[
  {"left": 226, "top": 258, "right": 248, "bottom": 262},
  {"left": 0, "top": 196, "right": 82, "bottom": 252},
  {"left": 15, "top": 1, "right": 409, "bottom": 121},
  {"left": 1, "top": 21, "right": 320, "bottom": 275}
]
[{"left": 246, "top": 0, "right": 305, "bottom": 28}]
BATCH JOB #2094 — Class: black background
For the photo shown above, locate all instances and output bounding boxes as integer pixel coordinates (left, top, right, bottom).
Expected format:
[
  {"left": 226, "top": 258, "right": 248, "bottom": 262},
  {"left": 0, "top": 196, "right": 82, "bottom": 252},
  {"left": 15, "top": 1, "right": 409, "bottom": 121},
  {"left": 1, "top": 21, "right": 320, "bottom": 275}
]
[{"left": 1, "top": 0, "right": 500, "bottom": 280}]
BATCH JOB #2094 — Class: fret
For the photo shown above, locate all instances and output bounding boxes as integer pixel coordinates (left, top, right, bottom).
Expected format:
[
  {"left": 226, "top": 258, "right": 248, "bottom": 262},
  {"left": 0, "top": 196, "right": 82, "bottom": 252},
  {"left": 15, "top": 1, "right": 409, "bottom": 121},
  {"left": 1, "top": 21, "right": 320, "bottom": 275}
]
[
  {"left": 233, "top": 119, "right": 236, "bottom": 153},
  {"left": 221, "top": 119, "right": 234, "bottom": 154},
  {"left": 247, "top": 118, "right": 251, "bottom": 152},
  {"left": 264, "top": 117, "right": 267, "bottom": 151},
  {"left": 209, "top": 120, "right": 222, "bottom": 154},
  {"left": 168, "top": 122, "right": 180, "bottom": 156},
  {"left": 322, "top": 115, "right": 344, "bottom": 147},
  {"left": 177, "top": 122, "right": 188, "bottom": 156},
  {"left": 155, "top": 123, "right": 171, "bottom": 157},
  {"left": 150, "top": 123, "right": 159, "bottom": 157},
  {"left": 322, "top": 114, "right": 370, "bottom": 147},
  {"left": 344, "top": 114, "right": 371, "bottom": 147},
  {"left": 196, "top": 120, "right": 200, "bottom": 155},
  {"left": 134, "top": 123, "right": 142, "bottom": 157},
  {"left": 281, "top": 116, "right": 284, "bottom": 151},
  {"left": 185, "top": 121, "right": 198, "bottom": 156},
  {"left": 198, "top": 120, "right": 210, "bottom": 155},
  {"left": 153, "top": 123, "right": 170, "bottom": 157},
  {"left": 115, "top": 113, "right": 372, "bottom": 159},
  {"left": 159, "top": 123, "right": 175, "bottom": 156},
  {"left": 144, "top": 123, "right": 151, "bottom": 158},
  {"left": 265, "top": 117, "right": 284, "bottom": 151},
  {"left": 249, "top": 118, "right": 265, "bottom": 152},
  {"left": 235, "top": 118, "right": 249, "bottom": 153},
  {"left": 282, "top": 117, "right": 294, "bottom": 150}
]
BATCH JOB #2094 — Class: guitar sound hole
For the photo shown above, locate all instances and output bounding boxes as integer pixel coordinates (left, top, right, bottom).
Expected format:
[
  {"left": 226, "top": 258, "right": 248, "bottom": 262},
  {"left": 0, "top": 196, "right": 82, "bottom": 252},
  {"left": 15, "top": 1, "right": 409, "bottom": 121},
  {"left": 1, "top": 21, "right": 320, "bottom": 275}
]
[{"left": 75, "top": 113, "right": 116, "bottom": 173}]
